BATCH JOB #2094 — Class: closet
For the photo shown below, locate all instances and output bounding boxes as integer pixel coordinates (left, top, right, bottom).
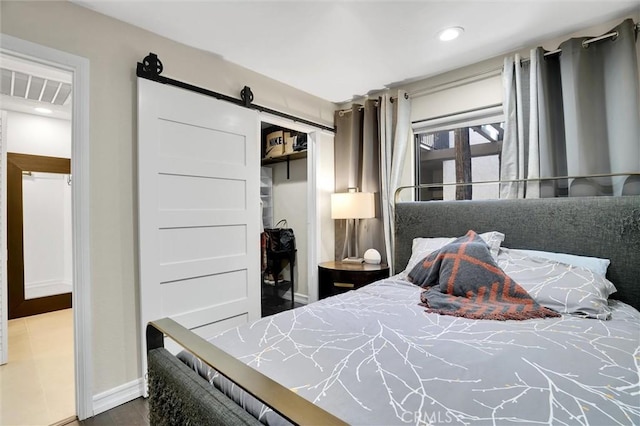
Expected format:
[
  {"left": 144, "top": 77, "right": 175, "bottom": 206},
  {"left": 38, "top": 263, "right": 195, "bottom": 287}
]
[{"left": 260, "top": 122, "right": 309, "bottom": 316}]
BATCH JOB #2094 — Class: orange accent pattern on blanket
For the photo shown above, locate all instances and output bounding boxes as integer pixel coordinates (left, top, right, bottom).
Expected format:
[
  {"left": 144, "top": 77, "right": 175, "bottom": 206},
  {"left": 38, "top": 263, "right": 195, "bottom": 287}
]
[{"left": 408, "top": 230, "right": 560, "bottom": 321}]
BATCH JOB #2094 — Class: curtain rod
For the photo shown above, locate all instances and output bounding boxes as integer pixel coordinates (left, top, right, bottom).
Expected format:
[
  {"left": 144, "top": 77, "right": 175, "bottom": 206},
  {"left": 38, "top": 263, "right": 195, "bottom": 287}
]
[
  {"left": 520, "top": 21, "right": 639, "bottom": 63},
  {"left": 338, "top": 91, "right": 412, "bottom": 113},
  {"left": 136, "top": 53, "right": 335, "bottom": 133},
  {"left": 336, "top": 100, "right": 380, "bottom": 116}
]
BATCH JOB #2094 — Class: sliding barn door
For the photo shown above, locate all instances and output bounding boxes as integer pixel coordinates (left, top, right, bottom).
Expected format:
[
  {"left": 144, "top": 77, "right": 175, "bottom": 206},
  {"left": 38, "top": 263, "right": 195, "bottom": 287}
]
[{"left": 137, "top": 79, "right": 261, "bottom": 380}]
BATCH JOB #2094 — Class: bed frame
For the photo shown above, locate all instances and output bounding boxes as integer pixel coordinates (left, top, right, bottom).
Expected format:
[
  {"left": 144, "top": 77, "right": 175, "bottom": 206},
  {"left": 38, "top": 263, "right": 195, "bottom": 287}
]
[
  {"left": 395, "top": 196, "right": 640, "bottom": 310},
  {"left": 147, "top": 195, "right": 640, "bottom": 425}
]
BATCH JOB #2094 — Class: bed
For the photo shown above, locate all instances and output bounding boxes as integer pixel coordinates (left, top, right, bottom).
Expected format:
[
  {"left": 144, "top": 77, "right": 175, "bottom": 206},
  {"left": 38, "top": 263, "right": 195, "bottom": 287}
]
[{"left": 147, "top": 195, "right": 640, "bottom": 425}]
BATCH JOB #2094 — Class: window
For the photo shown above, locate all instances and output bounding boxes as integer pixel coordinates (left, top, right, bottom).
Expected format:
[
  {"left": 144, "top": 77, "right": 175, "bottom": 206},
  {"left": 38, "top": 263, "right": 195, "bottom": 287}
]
[{"left": 415, "top": 122, "right": 504, "bottom": 201}]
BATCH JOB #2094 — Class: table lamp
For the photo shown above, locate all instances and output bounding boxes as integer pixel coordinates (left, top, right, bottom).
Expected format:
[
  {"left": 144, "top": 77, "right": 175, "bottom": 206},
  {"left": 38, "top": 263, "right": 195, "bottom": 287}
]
[{"left": 331, "top": 188, "right": 375, "bottom": 263}]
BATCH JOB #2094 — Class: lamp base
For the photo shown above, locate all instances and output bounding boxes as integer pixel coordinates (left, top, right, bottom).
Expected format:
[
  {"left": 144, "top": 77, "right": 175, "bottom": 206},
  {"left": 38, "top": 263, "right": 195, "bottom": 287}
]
[{"left": 341, "top": 257, "right": 364, "bottom": 264}]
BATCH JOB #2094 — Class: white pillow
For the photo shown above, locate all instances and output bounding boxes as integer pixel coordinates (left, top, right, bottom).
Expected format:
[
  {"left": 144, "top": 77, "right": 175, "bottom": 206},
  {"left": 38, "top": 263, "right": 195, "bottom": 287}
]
[
  {"left": 399, "top": 231, "right": 505, "bottom": 279},
  {"left": 508, "top": 249, "right": 610, "bottom": 277},
  {"left": 498, "top": 248, "right": 616, "bottom": 319}
]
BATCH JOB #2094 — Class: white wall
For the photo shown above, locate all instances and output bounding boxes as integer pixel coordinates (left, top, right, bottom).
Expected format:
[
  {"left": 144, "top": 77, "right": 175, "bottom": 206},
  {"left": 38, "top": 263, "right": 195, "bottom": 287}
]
[
  {"left": 6, "top": 111, "right": 71, "bottom": 158},
  {"left": 1, "top": 0, "right": 336, "bottom": 397},
  {"left": 22, "top": 172, "right": 73, "bottom": 298}
]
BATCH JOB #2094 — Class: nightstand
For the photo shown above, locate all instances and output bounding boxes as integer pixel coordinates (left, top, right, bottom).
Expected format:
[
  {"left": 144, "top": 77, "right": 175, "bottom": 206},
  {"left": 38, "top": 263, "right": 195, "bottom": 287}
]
[{"left": 318, "top": 261, "right": 390, "bottom": 299}]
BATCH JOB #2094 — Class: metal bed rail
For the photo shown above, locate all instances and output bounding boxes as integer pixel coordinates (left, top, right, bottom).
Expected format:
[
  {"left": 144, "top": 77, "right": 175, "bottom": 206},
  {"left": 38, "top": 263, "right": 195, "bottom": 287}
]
[
  {"left": 147, "top": 318, "right": 348, "bottom": 426},
  {"left": 394, "top": 172, "right": 640, "bottom": 203}
]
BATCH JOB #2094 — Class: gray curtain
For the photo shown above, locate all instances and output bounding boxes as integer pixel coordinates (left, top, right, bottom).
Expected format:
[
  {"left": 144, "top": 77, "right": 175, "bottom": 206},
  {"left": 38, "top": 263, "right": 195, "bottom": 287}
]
[
  {"left": 538, "top": 18, "right": 640, "bottom": 196},
  {"left": 501, "top": 54, "right": 539, "bottom": 198},
  {"left": 379, "top": 91, "right": 412, "bottom": 273},
  {"left": 502, "top": 19, "right": 639, "bottom": 197},
  {"left": 334, "top": 100, "right": 385, "bottom": 262},
  {"left": 535, "top": 47, "right": 568, "bottom": 197}
]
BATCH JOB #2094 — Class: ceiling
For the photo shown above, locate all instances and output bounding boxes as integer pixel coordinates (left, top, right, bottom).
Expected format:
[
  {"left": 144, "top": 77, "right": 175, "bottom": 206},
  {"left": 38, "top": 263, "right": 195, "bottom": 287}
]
[
  {"left": 0, "top": 53, "right": 73, "bottom": 120},
  {"left": 74, "top": 1, "right": 638, "bottom": 103}
]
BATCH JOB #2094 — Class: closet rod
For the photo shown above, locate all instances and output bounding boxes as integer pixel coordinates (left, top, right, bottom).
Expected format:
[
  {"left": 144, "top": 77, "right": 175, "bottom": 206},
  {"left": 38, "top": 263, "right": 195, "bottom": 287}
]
[{"left": 136, "top": 53, "right": 335, "bottom": 133}]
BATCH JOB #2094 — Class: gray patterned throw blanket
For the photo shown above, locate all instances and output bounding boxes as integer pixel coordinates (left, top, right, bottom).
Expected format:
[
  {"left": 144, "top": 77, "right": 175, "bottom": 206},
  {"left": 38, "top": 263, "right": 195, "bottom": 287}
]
[
  {"left": 179, "top": 278, "right": 640, "bottom": 425},
  {"left": 408, "top": 231, "right": 561, "bottom": 321}
]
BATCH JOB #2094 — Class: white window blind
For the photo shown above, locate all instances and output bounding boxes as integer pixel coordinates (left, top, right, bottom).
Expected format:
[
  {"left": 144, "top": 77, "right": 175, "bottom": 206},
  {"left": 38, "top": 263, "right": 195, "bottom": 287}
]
[{"left": 413, "top": 104, "right": 504, "bottom": 135}]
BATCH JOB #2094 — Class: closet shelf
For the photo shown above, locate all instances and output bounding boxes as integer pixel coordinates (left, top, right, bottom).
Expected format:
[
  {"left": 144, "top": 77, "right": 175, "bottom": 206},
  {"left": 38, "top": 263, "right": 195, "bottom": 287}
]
[
  {"left": 261, "top": 150, "right": 307, "bottom": 179},
  {"left": 261, "top": 150, "right": 307, "bottom": 166}
]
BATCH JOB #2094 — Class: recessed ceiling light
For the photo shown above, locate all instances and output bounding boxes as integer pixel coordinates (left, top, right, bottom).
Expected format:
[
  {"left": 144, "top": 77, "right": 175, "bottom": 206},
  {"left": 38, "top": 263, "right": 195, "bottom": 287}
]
[
  {"left": 35, "top": 107, "right": 53, "bottom": 114},
  {"left": 438, "top": 27, "right": 464, "bottom": 42}
]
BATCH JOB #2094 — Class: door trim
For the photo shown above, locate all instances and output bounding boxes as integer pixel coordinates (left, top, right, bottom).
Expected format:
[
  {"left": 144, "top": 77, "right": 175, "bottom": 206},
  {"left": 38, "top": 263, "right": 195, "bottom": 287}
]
[{"left": 0, "top": 35, "right": 92, "bottom": 419}]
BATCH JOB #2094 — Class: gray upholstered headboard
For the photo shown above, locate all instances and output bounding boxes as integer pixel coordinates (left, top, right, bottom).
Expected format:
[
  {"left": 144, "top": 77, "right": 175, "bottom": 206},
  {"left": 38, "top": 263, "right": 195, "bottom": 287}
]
[{"left": 395, "top": 196, "right": 640, "bottom": 310}]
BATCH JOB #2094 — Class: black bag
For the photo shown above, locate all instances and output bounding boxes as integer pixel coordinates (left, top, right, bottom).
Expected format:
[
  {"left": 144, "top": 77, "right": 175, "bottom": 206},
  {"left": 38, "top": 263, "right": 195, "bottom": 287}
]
[{"left": 264, "top": 219, "right": 296, "bottom": 253}]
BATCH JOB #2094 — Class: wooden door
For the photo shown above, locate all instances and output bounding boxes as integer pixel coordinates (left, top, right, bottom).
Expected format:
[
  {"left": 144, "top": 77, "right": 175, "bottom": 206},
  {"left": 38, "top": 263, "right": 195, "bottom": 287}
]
[
  {"left": 137, "top": 79, "right": 261, "bottom": 380},
  {"left": 7, "top": 153, "right": 72, "bottom": 319}
]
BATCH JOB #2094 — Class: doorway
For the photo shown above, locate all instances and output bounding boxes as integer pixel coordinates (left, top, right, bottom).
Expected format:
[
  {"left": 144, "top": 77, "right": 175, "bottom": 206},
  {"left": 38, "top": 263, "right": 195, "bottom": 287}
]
[
  {"left": 7, "top": 153, "right": 72, "bottom": 319},
  {"left": 0, "top": 35, "right": 92, "bottom": 421},
  {"left": 1, "top": 59, "right": 75, "bottom": 424},
  {"left": 257, "top": 113, "right": 335, "bottom": 305}
]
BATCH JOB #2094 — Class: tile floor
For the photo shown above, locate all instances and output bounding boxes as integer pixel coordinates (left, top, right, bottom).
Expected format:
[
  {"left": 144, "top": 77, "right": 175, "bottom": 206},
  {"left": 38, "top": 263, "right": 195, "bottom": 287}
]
[{"left": 0, "top": 308, "right": 75, "bottom": 426}]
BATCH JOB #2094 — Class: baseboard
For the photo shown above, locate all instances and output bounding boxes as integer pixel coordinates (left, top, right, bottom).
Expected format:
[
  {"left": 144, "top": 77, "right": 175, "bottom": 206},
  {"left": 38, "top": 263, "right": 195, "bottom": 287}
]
[
  {"left": 294, "top": 292, "right": 308, "bottom": 305},
  {"left": 279, "top": 290, "right": 308, "bottom": 305},
  {"left": 24, "top": 280, "right": 72, "bottom": 299},
  {"left": 92, "top": 377, "right": 144, "bottom": 416}
]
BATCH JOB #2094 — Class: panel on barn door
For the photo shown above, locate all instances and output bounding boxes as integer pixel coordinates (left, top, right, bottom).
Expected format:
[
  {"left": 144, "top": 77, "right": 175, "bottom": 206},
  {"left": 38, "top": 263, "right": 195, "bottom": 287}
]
[{"left": 137, "top": 78, "right": 260, "bottom": 383}]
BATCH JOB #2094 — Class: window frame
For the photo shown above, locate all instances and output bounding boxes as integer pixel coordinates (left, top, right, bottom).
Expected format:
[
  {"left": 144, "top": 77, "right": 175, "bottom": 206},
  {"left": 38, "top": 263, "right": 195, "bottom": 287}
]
[{"left": 413, "top": 104, "right": 505, "bottom": 201}]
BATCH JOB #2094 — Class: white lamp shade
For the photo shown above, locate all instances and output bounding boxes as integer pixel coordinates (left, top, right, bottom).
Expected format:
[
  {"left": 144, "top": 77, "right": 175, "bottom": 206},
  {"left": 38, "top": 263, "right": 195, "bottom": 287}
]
[{"left": 331, "top": 192, "right": 375, "bottom": 219}]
